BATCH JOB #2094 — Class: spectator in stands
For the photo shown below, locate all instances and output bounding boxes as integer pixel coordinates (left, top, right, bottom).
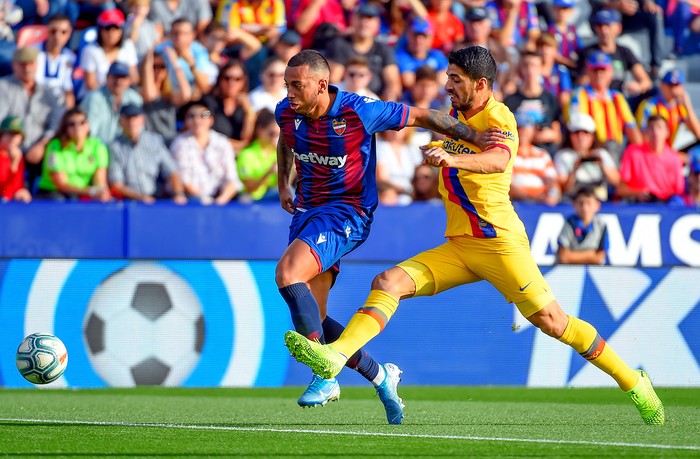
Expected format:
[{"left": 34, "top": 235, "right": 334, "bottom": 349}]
[
  {"left": 215, "top": 0, "right": 286, "bottom": 45},
  {"left": 270, "top": 29, "right": 301, "bottom": 65},
  {"left": 249, "top": 56, "right": 287, "bottom": 113},
  {"left": 36, "top": 107, "right": 111, "bottom": 202},
  {"left": 149, "top": 0, "right": 213, "bottom": 36},
  {"left": 568, "top": 51, "right": 642, "bottom": 161},
  {"left": 547, "top": 0, "right": 581, "bottom": 72},
  {"left": 376, "top": 127, "right": 421, "bottom": 206},
  {"left": 589, "top": 0, "right": 665, "bottom": 79},
  {"left": 636, "top": 70, "right": 700, "bottom": 148},
  {"left": 14, "top": 0, "right": 76, "bottom": 27},
  {"left": 556, "top": 186, "right": 608, "bottom": 265},
  {"left": 667, "top": 0, "right": 700, "bottom": 57},
  {"left": 236, "top": 108, "right": 279, "bottom": 201},
  {"left": 334, "top": 55, "right": 380, "bottom": 100},
  {"left": 510, "top": 112, "right": 560, "bottom": 205},
  {"left": 80, "top": 9, "right": 139, "bottom": 94},
  {"left": 487, "top": 0, "right": 541, "bottom": 51},
  {"left": 284, "top": 0, "right": 346, "bottom": 49},
  {"left": 395, "top": 17, "right": 448, "bottom": 92},
  {"left": 682, "top": 155, "right": 700, "bottom": 207},
  {"left": 206, "top": 20, "right": 262, "bottom": 65},
  {"left": 400, "top": 65, "right": 444, "bottom": 152},
  {"left": 537, "top": 32, "right": 573, "bottom": 108},
  {"left": 36, "top": 14, "right": 76, "bottom": 109},
  {"left": 80, "top": 62, "right": 143, "bottom": 144},
  {"left": 617, "top": 115, "right": 686, "bottom": 202},
  {"left": 202, "top": 60, "right": 256, "bottom": 152},
  {"left": 162, "top": 18, "right": 216, "bottom": 98},
  {"left": 0, "top": 47, "right": 64, "bottom": 187},
  {"left": 504, "top": 50, "right": 562, "bottom": 156},
  {"left": 554, "top": 113, "right": 619, "bottom": 202},
  {"left": 577, "top": 9, "right": 653, "bottom": 97},
  {"left": 427, "top": 0, "right": 465, "bottom": 55},
  {"left": 202, "top": 21, "right": 228, "bottom": 67},
  {"left": 108, "top": 104, "right": 187, "bottom": 204},
  {"left": 124, "top": 0, "right": 162, "bottom": 61},
  {"left": 170, "top": 99, "right": 241, "bottom": 205},
  {"left": 411, "top": 163, "right": 440, "bottom": 203},
  {"left": 459, "top": 6, "right": 517, "bottom": 99},
  {"left": 140, "top": 46, "right": 192, "bottom": 146},
  {"left": 0, "top": 116, "right": 31, "bottom": 203},
  {"left": 325, "top": 4, "right": 402, "bottom": 102}
]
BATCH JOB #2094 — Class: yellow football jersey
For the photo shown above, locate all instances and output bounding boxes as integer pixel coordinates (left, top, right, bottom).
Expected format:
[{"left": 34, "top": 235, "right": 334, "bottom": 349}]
[{"left": 438, "top": 97, "right": 525, "bottom": 239}]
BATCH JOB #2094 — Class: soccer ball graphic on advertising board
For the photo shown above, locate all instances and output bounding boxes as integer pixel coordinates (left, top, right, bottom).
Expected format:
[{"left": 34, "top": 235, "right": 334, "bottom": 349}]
[{"left": 83, "top": 263, "right": 205, "bottom": 386}]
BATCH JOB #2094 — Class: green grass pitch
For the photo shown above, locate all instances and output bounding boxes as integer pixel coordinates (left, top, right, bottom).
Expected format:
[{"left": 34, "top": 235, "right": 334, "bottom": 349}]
[{"left": 1, "top": 386, "right": 698, "bottom": 458}]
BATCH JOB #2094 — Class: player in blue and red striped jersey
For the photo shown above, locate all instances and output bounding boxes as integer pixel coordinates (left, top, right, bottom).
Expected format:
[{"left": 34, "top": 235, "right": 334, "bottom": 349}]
[{"left": 274, "top": 49, "right": 504, "bottom": 424}]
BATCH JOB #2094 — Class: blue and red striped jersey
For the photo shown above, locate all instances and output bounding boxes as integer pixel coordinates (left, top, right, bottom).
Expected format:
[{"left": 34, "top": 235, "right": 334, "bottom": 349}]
[{"left": 275, "top": 86, "right": 411, "bottom": 216}]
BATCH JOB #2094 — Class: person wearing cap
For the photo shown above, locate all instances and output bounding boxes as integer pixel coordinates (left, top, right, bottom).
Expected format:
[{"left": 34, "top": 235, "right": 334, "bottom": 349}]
[
  {"left": 35, "top": 14, "right": 76, "bottom": 109},
  {"left": 324, "top": 3, "right": 402, "bottom": 102},
  {"left": 589, "top": 0, "right": 665, "bottom": 79},
  {"left": 149, "top": 0, "right": 213, "bottom": 36},
  {"left": 0, "top": 46, "right": 64, "bottom": 188},
  {"left": 79, "top": 61, "right": 143, "bottom": 144},
  {"left": 36, "top": 107, "right": 112, "bottom": 202},
  {"left": 79, "top": 8, "right": 138, "bottom": 94},
  {"left": 554, "top": 113, "right": 619, "bottom": 201},
  {"left": 568, "top": 50, "right": 642, "bottom": 161},
  {"left": 635, "top": 69, "right": 700, "bottom": 147},
  {"left": 577, "top": 9, "right": 652, "bottom": 96},
  {"left": 617, "top": 114, "right": 685, "bottom": 203},
  {"left": 536, "top": 32, "right": 573, "bottom": 108},
  {"left": 509, "top": 111, "right": 560, "bottom": 205},
  {"left": 395, "top": 17, "right": 448, "bottom": 91},
  {"left": 504, "top": 50, "right": 563, "bottom": 157},
  {"left": 108, "top": 104, "right": 187, "bottom": 204},
  {"left": 426, "top": 0, "right": 465, "bottom": 54},
  {"left": 547, "top": 0, "right": 581, "bottom": 72},
  {"left": 460, "top": 6, "right": 516, "bottom": 99},
  {"left": 170, "top": 99, "right": 241, "bottom": 205},
  {"left": 0, "top": 116, "right": 31, "bottom": 203}
]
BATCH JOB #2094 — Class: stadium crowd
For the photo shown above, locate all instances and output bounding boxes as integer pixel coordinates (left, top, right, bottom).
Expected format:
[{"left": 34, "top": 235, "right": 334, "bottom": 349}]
[{"left": 0, "top": 0, "right": 699, "bottom": 207}]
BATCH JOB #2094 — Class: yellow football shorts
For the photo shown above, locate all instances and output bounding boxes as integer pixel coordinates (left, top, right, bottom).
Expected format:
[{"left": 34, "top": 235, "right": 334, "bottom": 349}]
[{"left": 398, "top": 232, "right": 555, "bottom": 318}]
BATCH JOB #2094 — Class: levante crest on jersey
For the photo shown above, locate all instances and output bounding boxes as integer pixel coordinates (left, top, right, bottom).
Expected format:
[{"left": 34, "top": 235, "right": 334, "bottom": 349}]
[{"left": 332, "top": 118, "right": 347, "bottom": 136}]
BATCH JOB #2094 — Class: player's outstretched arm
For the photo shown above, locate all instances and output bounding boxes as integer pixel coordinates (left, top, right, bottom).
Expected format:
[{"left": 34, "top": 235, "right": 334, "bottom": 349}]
[
  {"left": 277, "top": 136, "right": 295, "bottom": 214},
  {"left": 406, "top": 106, "right": 506, "bottom": 150}
]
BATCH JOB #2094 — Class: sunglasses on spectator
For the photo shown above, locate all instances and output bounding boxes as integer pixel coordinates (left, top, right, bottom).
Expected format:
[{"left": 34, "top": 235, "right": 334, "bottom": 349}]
[
  {"left": 67, "top": 119, "right": 88, "bottom": 128},
  {"left": 347, "top": 72, "right": 369, "bottom": 79},
  {"left": 49, "top": 28, "right": 71, "bottom": 35},
  {"left": 101, "top": 25, "right": 122, "bottom": 31},
  {"left": 186, "top": 110, "right": 211, "bottom": 120},
  {"left": 153, "top": 63, "right": 167, "bottom": 70}
]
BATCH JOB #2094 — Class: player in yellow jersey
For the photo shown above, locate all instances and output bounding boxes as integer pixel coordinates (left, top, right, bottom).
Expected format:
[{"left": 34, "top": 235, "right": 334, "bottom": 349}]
[{"left": 284, "top": 46, "right": 664, "bottom": 426}]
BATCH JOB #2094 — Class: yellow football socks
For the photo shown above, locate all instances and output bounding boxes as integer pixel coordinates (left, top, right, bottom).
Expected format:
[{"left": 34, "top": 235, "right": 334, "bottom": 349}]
[
  {"left": 558, "top": 315, "right": 639, "bottom": 391},
  {"left": 333, "top": 290, "right": 399, "bottom": 357}
]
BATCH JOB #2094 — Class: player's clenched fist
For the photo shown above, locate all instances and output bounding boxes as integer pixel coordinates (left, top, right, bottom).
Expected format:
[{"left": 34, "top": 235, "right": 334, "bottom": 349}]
[{"left": 420, "top": 142, "right": 453, "bottom": 168}]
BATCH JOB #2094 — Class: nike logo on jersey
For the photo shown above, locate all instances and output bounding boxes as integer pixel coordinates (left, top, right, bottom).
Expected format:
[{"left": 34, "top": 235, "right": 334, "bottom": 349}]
[
  {"left": 317, "top": 234, "right": 327, "bottom": 244},
  {"left": 519, "top": 281, "right": 532, "bottom": 292},
  {"left": 294, "top": 119, "right": 302, "bottom": 130}
]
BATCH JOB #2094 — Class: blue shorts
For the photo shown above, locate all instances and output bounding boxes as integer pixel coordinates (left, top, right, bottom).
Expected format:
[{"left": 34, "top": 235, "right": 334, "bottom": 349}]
[{"left": 288, "top": 204, "right": 372, "bottom": 274}]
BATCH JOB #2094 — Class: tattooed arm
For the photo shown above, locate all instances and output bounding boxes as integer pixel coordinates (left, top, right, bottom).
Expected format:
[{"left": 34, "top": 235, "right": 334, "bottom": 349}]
[
  {"left": 277, "top": 135, "right": 296, "bottom": 214},
  {"left": 406, "top": 106, "right": 506, "bottom": 151}
]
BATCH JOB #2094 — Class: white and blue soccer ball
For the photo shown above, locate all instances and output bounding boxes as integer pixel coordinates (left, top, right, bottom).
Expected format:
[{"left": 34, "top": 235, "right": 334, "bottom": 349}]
[
  {"left": 16, "top": 333, "right": 69, "bottom": 385},
  {"left": 83, "top": 263, "right": 205, "bottom": 387}
]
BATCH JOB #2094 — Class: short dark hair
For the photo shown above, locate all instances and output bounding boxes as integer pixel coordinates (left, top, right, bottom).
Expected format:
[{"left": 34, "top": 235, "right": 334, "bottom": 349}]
[
  {"left": 204, "top": 21, "right": 225, "bottom": 36},
  {"left": 171, "top": 18, "right": 193, "bottom": 31},
  {"left": 254, "top": 108, "right": 276, "bottom": 131},
  {"left": 574, "top": 186, "right": 598, "bottom": 201},
  {"left": 447, "top": 46, "right": 497, "bottom": 89},
  {"left": 520, "top": 50, "right": 543, "bottom": 62},
  {"left": 345, "top": 55, "right": 370, "bottom": 69},
  {"left": 47, "top": 13, "right": 71, "bottom": 26},
  {"left": 287, "top": 49, "right": 330, "bottom": 76},
  {"left": 647, "top": 114, "right": 667, "bottom": 125},
  {"left": 415, "top": 65, "right": 437, "bottom": 82}
]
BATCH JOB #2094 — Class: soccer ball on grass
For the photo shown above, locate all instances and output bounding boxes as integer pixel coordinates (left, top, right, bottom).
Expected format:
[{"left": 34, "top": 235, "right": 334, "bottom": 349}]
[{"left": 16, "top": 333, "right": 68, "bottom": 384}]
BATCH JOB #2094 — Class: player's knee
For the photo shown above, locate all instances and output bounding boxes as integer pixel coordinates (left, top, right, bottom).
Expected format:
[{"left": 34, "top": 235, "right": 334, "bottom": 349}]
[
  {"left": 275, "top": 259, "right": 296, "bottom": 288},
  {"left": 371, "top": 268, "right": 413, "bottom": 298}
]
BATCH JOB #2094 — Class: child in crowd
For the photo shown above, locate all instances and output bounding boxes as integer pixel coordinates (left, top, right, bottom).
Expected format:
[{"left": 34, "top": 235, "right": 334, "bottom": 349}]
[{"left": 557, "top": 186, "right": 608, "bottom": 265}]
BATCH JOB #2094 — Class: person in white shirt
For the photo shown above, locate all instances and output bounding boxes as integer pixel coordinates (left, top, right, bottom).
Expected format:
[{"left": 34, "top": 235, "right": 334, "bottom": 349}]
[
  {"left": 249, "top": 56, "right": 287, "bottom": 113},
  {"left": 35, "top": 14, "right": 76, "bottom": 108}
]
